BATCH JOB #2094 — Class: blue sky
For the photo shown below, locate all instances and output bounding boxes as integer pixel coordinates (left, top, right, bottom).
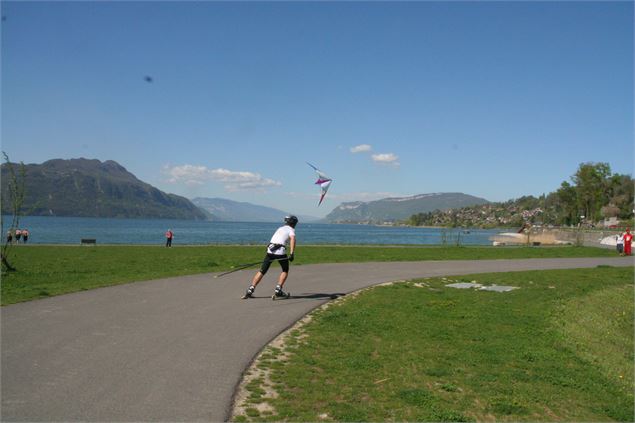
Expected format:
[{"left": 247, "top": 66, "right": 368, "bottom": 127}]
[{"left": 2, "top": 1, "right": 633, "bottom": 218}]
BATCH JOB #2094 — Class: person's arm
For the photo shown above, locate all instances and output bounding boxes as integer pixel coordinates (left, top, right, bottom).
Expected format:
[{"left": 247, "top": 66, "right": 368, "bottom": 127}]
[{"left": 288, "top": 235, "right": 296, "bottom": 261}]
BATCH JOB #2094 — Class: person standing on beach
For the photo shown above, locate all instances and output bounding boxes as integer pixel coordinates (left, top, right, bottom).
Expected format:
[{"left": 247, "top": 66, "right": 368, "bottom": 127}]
[
  {"left": 623, "top": 228, "right": 632, "bottom": 256},
  {"left": 22, "top": 229, "right": 29, "bottom": 244},
  {"left": 6, "top": 230, "right": 12, "bottom": 244},
  {"left": 165, "top": 229, "right": 173, "bottom": 247},
  {"left": 15, "top": 229, "right": 21, "bottom": 244},
  {"left": 242, "top": 215, "right": 298, "bottom": 300}
]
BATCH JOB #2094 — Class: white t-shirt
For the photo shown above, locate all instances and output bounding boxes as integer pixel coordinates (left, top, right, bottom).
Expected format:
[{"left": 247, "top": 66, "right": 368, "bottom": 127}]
[{"left": 267, "top": 225, "right": 295, "bottom": 255}]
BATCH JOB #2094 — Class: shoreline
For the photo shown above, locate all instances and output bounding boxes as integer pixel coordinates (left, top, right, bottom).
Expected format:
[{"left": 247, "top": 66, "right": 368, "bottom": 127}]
[{"left": 3, "top": 242, "right": 594, "bottom": 248}]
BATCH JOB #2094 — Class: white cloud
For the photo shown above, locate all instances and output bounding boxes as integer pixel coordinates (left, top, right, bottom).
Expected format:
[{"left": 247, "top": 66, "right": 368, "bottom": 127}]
[
  {"left": 371, "top": 153, "right": 400, "bottom": 166},
  {"left": 350, "top": 144, "right": 373, "bottom": 154},
  {"left": 163, "top": 164, "right": 282, "bottom": 191}
]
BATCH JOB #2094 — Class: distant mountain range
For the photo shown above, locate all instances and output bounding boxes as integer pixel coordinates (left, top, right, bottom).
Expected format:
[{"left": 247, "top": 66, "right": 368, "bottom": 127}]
[
  {"left": 1, "top": 158, "right": 208, "bottom": 220},
  {"left": 324, "top": 193, "right": 490, "bottom": 223},
  {"left": 1, "top": 158, "right": 490, "bottom": 224},
  {"left": 192, "top": 197, "right": 318, "bottom": 223}
]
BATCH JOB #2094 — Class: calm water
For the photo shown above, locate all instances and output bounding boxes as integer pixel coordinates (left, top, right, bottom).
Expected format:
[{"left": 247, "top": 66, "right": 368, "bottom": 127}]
[{"left": 4, "top": 216, "right": 500, "bottom": 246}]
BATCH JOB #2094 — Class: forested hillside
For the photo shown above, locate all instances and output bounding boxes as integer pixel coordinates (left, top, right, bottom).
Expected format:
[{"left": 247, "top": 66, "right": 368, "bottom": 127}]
[
  {"left": 408, "top": 163, "right": 634, "bottom": 228},
  {"left": 1, "top": 158, "right": 209, "bottom": 220}
]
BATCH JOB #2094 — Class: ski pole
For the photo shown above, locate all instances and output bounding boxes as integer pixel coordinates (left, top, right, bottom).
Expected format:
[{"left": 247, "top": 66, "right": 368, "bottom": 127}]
[{"left": 214, "top": 257, "right": 289, "bottom": 278}]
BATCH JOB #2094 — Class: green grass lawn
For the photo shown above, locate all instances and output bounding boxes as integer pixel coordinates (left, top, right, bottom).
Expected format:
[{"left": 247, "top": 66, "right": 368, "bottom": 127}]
[
  {"left": 235, "top": 267, "right": 634, "bottom": 422},
  {"left": 1, "top": 244, "right": 617, "bottom": 305}
]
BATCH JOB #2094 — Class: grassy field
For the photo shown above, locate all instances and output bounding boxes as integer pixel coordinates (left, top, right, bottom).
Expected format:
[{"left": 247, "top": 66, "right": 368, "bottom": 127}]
[
  {"left": 1, "top": 244, "right": 617, "bottom": 305},
  {"left": 234, "top": 266, "right": 634, "bottom": 422}
]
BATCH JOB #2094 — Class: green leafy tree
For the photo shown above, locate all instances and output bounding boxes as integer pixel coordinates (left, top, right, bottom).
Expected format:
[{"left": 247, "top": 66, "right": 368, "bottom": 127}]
[
  {"left": 572, "top": 162, "right": 611, "bottom": 223},
  {"left": 554, "top": 181, "right": 578, "bottom": 226},
  {"left": 607, "top": 173, "right": 634, "bottom": 219}
]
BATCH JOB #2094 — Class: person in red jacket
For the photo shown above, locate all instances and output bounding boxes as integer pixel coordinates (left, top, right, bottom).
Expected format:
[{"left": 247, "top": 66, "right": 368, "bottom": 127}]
[
  {"left": 623, "top": 228, "right": 632, "bottom": 256},
  {"left": 165, "top": 229, "right": 173, "bottom": 247}
]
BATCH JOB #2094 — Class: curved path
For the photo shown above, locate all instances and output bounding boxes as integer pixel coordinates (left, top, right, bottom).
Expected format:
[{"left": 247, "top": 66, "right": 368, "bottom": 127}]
[{"left": 2, "top": 257, "right": 632, "bottom": 421}]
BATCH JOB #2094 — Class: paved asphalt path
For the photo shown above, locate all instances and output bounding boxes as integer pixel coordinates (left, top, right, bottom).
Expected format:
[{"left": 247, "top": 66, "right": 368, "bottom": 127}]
[{"left": 2, "top": 257, "right": 632, "bottom": 422}]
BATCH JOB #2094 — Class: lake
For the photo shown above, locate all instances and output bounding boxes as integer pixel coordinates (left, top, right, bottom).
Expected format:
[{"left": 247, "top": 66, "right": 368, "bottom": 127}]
[{"left": 4, "top": 216, "right": 501, "bottom": 246}]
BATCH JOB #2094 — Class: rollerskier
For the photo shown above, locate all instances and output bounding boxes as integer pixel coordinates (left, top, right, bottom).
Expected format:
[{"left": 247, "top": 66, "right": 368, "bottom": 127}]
[{"left": 242, "top": 215, "right": 298, "bottom": 300}]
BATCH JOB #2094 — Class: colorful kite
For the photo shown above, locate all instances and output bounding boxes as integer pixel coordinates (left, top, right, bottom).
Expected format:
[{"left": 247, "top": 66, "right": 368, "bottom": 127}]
[{"left": 307, "top": 162, "right": 332, "bottom": 206}]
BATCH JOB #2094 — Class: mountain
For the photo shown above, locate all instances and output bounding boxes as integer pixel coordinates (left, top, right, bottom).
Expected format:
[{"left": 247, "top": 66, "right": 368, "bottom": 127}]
[
  {"left": 324, "top": 193, "right": 490, "bottom": 223},
  {"left": 1, "top": 158, "right": 208, "bottom": 220},
  {"left": 192, "top": 197, "right": 318, "bottom": 223}
]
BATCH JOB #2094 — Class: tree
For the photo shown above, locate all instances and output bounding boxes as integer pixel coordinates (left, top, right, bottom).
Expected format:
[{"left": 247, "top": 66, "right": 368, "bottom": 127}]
[
  {"left": 572, "top": 162, "right": 611, "bottom": 223},
  {"left": 554, "top": 181, "right": 578, "bottom": 226},
  {"left": 1, "top": 152, "right": 26, "bottom": 272},
  {"left": 607, "top": 173, "right": 635, "bottom": 219}
]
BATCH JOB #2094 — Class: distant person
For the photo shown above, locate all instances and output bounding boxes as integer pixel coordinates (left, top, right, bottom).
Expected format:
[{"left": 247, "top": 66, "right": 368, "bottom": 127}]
[
  {"left": 165, "top": 229, "right": 173, "bottom": 247},
  {"left": 6, "top": 230, "right": 12, "bottom": 244},
  {"left": 22, "top": 229, "right": 29, "bottom": 244},
  {"left": 616, "top": 233, "right": 624, "bottom": 254},
  {"left": 242, "top": 215, "right": 298, "bottom": 300},
  {"left": 15, "top": 229, "right": 21, "bottom": 243},
  {"left": 623, "top": 228, "right": 632, "bottom": 256}
]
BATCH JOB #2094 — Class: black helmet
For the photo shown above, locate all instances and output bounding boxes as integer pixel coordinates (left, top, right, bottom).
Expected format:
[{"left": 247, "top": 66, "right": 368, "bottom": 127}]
[{"left": 284, "top": 215, "right": 298, "bottom": 227}]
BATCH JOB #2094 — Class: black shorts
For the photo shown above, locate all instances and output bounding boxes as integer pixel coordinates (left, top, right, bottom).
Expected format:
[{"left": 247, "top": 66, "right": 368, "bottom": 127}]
[{"left": 260, "top": 253, "right": 289, "bottom": 275}]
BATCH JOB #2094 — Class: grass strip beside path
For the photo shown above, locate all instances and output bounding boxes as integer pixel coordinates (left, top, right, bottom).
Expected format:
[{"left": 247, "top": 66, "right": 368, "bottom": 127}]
[
  {"left": 234, "top": 267, "right": 634, "bottom": 422},
  {"left": 2, "top": 245, "right": 616, "bottom": 305}
]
